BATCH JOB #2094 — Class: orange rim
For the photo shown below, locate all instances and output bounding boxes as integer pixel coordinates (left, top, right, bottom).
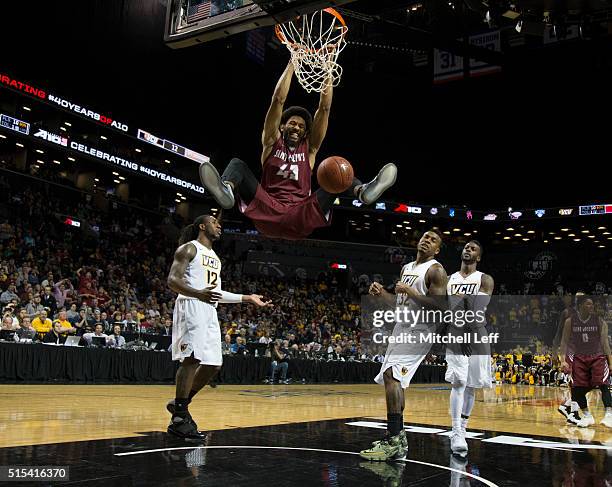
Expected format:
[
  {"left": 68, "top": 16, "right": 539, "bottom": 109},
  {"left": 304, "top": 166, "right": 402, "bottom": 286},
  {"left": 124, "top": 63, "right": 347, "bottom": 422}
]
[{"left": 275, "top": 7, "right": 347, "bottom": 48}]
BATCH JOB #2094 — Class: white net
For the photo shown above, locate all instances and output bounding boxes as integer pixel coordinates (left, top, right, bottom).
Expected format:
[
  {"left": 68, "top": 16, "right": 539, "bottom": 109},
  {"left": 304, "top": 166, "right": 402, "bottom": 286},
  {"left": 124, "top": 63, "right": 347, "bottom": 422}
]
[{"left": 275, "top": 8, "right": 348, "bottom": 94}]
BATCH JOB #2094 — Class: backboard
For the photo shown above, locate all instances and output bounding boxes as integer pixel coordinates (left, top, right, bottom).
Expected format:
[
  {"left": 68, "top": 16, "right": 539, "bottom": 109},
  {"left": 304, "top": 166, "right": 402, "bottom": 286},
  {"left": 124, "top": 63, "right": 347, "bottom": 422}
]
[{"left": 164, "top": 0, "right": 356, "bottom": 48}]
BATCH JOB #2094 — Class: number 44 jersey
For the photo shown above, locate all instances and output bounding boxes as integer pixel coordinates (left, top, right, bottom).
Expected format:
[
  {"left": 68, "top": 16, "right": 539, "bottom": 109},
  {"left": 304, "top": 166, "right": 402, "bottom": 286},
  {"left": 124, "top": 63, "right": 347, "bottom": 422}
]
[{"left": 238, "top": 136, "right": 331, "bottom": 240}]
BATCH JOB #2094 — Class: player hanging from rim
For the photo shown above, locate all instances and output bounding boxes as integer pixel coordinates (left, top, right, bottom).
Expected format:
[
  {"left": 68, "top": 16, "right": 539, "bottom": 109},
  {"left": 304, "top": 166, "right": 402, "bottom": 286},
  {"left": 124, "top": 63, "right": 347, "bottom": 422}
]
[
  {"left": 360, "top": 229, "right": 448, "bottom": 461},
  {"left": 199, "top": 60, "right": 397, "bottom": 240},
  {"left": 166, "top": 213, "right": 272, "bottom": 440},
  {"left": 559, "top": 295, "right": 612, "bottom": 428},
  {"left": 445, "top": 240, "right": 494, "bottom": 456}
]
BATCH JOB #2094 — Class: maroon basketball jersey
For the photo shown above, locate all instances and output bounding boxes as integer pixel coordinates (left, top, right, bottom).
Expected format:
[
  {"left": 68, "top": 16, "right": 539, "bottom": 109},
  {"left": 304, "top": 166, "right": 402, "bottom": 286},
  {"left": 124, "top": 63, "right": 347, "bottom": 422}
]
[
  {"left": 569, "top": 313, "right": 603, "bottom": 355},
  {"left": 261, "top": 136, "right": 311, "bottom": 205}
]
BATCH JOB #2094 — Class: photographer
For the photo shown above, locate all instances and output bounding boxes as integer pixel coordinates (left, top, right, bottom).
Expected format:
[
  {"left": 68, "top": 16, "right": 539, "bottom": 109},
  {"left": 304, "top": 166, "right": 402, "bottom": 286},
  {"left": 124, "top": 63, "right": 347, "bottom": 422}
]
[{"left": 269, "top": 341, "right": 290, "bottom": 384}]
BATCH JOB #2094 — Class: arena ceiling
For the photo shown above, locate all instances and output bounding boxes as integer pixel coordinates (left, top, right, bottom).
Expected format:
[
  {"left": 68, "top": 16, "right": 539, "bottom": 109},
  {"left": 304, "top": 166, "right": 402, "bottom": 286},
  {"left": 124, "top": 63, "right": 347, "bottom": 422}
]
[{"left": 1, "top": 0, "right": 610, "bottom": 207}]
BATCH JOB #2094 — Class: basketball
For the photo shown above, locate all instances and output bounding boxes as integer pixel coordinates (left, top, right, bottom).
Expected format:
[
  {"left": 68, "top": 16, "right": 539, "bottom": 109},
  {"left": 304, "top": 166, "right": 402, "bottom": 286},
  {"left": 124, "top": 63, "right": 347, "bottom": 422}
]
[{"left": 317, "top": 156, "right": 354, "bottom": 193}]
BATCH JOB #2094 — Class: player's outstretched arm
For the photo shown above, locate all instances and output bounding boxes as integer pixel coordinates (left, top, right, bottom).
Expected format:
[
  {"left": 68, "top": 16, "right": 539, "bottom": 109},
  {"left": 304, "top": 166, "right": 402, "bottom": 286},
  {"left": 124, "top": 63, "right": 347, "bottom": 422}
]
[
  {"left": 167, "top": 244, "right": 221, "bottom": 304},
  {"left": 216, "top": 289, "right": 272, "bottom": 307},
  {"left": 308, "top": 76, "right": 333, "bottom": 168},
  {"left": 261, "top": 61, "right": 295, "bottom": 163}
]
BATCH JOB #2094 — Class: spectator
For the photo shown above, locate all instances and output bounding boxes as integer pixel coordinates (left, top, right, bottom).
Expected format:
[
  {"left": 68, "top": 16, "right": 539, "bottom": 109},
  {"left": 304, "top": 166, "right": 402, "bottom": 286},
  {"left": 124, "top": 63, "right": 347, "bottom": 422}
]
[
  {"left": 97, "top": 286, "right": 110, "bottom": 308},
  {"left": 53, "top": 279, "right": 74, "bottom": 309},
  {"left": 25, "top": 295, "right": 44, "bottom": 320},
  {"left": 66, "top": 303, "right": 79, "bottom": 321},
  {"left": 122, "top": 311, "right": 138, "bottom": 333},
  {"left": 259, "top": 329, "right": 272, "bottom": 345},
  {"left": 1, "top": 314, "right": 18, "bottom": 331},
  {"left": 108, "top": 324, "right": 126, "bottom": 348},
  {"left": 17, "top": 317, "right": 36, "bottom": 339},
  {"left": 53, "top": 310, "right": 76, "bottom": 334},
  {"left": 71, "top": 308, "right": 94, "bottom": 335},
  {"left": 82, "top": 323, "right": 111, "bottom": 347},
  {"left": 222, "top": 334, "right": 232, "bottom": 355},
  {"left": 15, "top": 307, "right": 28, "bottom": 327},
  {"left": 1, "top": 284, "right": 19, "bottom": 305},
  {"left": 40, "top": 285, "right": 57, "bottom": 316},
  {"left": 100, "top": 311, "right": 110, "bottom": 332},
  {"left": 158, "top": 316, "right": 172, "bottom": 336},
  {"left": 79, "top": 281, "right": 97, "bottom": 307},
  {"left": 32, "top": 310, "right": 52, "bottom": 335},
  {"left": 231, "top": 336, "right": 247, "bottom": 355},
  {"left": 43, "top": 321, "right": 67, "bottom": 345}
]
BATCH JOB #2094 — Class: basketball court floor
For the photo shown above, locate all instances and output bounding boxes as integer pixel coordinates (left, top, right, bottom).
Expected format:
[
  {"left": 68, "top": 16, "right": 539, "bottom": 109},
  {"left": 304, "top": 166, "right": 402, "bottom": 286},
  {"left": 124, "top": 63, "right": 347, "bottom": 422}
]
[{"left": 1, "top": 383, "right": 610, "bottom": 486}]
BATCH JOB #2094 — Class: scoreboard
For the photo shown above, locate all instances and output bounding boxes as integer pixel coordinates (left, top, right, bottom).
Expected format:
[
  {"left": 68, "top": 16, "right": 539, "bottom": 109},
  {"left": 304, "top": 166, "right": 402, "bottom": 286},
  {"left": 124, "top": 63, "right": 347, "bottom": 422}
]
[
  {"left": 0, "top": 114, "right": 30, "bottom": 135},
  {"left": 137, "top": 128, "right": 209, "bottom": 164}
]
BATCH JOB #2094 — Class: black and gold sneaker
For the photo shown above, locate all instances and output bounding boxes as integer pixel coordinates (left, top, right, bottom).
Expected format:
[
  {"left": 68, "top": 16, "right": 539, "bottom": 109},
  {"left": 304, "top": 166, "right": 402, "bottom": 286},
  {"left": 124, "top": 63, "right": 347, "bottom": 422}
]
[{"left": 167, "top": 413, "right": 207, "bottom": 441}]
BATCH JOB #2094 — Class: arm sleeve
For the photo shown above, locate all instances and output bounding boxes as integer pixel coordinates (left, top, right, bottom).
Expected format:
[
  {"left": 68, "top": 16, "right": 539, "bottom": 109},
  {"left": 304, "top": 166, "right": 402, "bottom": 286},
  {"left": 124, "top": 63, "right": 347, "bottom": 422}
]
[{"left": 218, "top": 290, "right": 244, "bottom": 304}]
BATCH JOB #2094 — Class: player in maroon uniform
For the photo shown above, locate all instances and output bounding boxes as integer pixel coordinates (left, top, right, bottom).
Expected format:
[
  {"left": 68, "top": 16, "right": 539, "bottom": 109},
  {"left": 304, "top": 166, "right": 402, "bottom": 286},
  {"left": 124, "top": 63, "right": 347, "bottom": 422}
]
[
  {"left": 555, "top": 293, "right": 579, "bottom": 419},
  {"left": 559, "top": 295, "right": 612, "bottom": 428},
  {"left": 199, "top": 61, "right": 397, "bottom": 240}
]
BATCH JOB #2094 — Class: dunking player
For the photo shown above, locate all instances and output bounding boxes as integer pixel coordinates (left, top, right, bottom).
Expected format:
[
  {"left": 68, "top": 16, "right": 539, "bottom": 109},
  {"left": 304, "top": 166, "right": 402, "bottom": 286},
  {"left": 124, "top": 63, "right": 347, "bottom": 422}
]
[
  {"left": 445, "top": 240, "right": 494, "bottom": 455},
  {"left": 360, "top": 229, "right": 448, "bottom": 461},
  {"left": 559, "top": 295, "right": 612, "bottom": 428},
  {"left": 199, "top": 61, "right": 397, "bottom": 240},
  {"left": 166, "top": 214, "right": 271, "bottom": 439}
]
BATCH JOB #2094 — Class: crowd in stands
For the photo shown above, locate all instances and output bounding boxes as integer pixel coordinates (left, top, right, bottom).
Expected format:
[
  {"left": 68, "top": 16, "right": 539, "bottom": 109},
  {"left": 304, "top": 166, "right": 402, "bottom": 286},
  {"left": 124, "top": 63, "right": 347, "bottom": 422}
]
[
  {"left": 491, "top": 348, "right": 573, "bottom": 387},
  {"left": 0, "top": 171, "right": 609, "bottom": 378},
  {"left": 0, "top": 173, "right": 368, "bottom": 360}
]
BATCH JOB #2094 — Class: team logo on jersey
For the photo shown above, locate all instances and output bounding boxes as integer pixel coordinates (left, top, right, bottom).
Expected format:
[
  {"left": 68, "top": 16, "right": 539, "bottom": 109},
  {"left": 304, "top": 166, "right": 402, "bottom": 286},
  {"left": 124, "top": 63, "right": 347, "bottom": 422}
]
[
  {"left": 180, "top": 343, "right": 189, "bottom": 352},
  {"left": 450, "top": 283, "right": 478, "bottom": 295},
  {"left": 401, "top": 367, "right": 409, "bottom": 376},
  {"left": 203, "top": 255, "right": 220, "bottom": 269},
  {"left": 402, "top": 275, "right": 418, "bottom": 286}
]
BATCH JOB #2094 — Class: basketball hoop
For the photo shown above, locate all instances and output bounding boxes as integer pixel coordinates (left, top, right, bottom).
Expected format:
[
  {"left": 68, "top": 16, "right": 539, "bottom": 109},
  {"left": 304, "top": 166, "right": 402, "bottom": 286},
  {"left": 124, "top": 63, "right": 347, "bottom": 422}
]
[{"left": 275, "top": 8, "right": 348, "bottom": 94}]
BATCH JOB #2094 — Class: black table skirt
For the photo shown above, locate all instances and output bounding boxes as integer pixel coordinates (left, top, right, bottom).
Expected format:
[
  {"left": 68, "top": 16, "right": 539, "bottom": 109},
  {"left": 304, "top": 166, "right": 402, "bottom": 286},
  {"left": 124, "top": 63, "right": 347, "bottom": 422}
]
[{"left": 0, "top": 343, "right": 446, "bottom": 384}]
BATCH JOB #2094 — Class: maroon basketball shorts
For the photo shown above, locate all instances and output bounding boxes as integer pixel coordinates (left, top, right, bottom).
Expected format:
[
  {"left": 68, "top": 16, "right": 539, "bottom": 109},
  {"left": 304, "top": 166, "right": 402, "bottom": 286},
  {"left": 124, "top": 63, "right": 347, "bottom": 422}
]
[
  {"left": 239, "top": 185, "right": 331, "bottom": 240},
  {"left": 570, "top": 354, "right": 609, "bottom": 388}
]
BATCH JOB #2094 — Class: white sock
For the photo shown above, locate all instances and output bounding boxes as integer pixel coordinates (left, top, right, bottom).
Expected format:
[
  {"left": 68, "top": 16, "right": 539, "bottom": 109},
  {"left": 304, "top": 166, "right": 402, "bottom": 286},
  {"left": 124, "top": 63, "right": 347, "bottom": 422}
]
[
  {"left": 462, "top": 387, "right": 476, "bottom": 418},
  {"left": 450, "top": 383, "right": 466, "bottom": 430}
]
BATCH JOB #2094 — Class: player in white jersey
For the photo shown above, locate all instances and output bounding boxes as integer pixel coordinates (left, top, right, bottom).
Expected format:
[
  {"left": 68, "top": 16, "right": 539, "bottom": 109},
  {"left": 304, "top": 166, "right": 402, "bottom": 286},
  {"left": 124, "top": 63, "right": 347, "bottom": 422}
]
[
  {"left": 166, "top": 213, "right": 271, "bottom": 440},
  {"left": 360, "top": 229, "right": 448, "bottom": 461},
  {"left": 445, "top": 240, "right": 494, "bottom": 456}
]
